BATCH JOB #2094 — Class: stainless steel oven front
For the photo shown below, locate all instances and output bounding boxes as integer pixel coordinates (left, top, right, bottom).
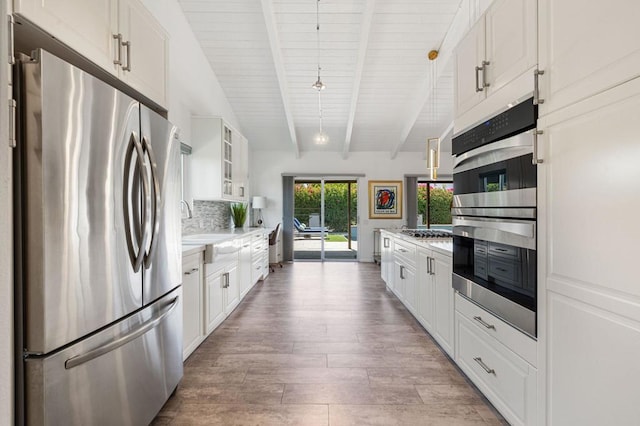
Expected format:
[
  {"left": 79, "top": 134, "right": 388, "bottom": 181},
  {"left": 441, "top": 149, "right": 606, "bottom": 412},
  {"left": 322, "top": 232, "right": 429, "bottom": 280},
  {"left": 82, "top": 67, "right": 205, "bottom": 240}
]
[{"left": 451, "top": 97, "right": 538, "bottom": 338}]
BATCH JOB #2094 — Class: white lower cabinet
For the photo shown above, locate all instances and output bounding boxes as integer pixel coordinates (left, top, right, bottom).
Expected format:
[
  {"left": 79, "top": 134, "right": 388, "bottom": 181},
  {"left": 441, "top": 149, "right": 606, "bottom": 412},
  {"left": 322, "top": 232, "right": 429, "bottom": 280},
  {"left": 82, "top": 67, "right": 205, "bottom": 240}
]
[
  {"left": 238, "top": 237, "right": 252, "bottom": 299},
  {"left": 251, "top": 231, "right": 268, "bottom": 284},
  {"left": 537, "top": 76, "right": 640, "bottom": 425},
  {"left": 182, "top": 252, "right": 203, "bottom": 360},
  {"left": 416, "top": 248, "right": 435, "bottom": 333},
  {"left": 456, "top": 311, "right": 537, "bottom": 426},
  {"left": 204, "top": 263, "right": 226, "bottom": 334},
  {"left": 205, "top": 252, "right": 240, "bottom": 334},
  {"left": 182, "top": 230, "right": 263, "bottom": 359},
  {"left": 380, "top": 231, "right": 394, "bottom": 287},
  {"left": 432, "top": 252, "right": 454, "bottom": 357}
]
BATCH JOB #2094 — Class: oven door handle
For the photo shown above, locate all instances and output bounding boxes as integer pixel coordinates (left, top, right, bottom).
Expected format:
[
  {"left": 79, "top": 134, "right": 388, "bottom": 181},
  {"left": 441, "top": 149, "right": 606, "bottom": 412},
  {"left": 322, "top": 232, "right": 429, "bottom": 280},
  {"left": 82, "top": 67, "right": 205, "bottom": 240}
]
[
  {"left": 453, "top": 216, "right": 536, "bottom": 250},
  {"left": 453, "top": 130, "right": 534, "bottom": 173}
]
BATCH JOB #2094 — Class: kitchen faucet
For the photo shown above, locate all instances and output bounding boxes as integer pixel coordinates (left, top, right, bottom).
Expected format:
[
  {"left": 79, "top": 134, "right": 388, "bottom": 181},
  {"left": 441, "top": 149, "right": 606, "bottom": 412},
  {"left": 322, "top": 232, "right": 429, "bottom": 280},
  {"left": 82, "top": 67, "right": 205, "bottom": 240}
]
[{"left": 180, "top": 200, "right": 193, "bottom": 219}]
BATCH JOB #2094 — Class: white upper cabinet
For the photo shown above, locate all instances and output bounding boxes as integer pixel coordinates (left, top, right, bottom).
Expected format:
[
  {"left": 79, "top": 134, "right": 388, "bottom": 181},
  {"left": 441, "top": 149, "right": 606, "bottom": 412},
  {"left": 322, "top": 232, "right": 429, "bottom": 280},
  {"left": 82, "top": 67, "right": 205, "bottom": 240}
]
[
  {"left": 454, "top": 0, "right": 537, "bottom": 129},
  {"left": 118, "top": 0, "right": 168, "bottom": 107},
  {"left": 13, "top": 0, "right": 168, "bottom": 107},
  {"left": 13, "top": 0, "right": 119, "bottom": 75},
  {"left": 485, "top": 0, "right": 537, "bottom": 95},
  {"left": 191, "top": 117, "right": 248, "bottom": 202},
  {"left": 455, "top": 20, "right": 486, "bottom": 116},
  {"left": 538, "top": 0, "right": 640, "bottom": 117},
  {"left": 232, "top": 135, "right": 248, "bottom": 200}
]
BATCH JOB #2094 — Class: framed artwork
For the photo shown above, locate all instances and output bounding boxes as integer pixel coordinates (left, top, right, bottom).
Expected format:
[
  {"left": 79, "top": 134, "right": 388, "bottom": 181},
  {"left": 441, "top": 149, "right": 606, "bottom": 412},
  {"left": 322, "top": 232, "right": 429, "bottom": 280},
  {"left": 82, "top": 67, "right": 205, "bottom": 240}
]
[{"left": 368, "top": 180, "right": 402, "bottom": 219}]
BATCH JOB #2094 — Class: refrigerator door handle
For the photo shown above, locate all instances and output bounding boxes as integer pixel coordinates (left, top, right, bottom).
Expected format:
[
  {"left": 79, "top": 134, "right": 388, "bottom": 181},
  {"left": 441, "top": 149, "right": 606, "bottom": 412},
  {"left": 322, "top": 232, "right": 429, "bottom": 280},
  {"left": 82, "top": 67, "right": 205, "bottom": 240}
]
[
  {"left": 123, "top": 132, "right": 150, "bottom": 272},
  {"left": 142, "top": 136, "right": 161, "bottom": 269},
  {"left": 64, "top": 296, "right": 180, "bottom": 370}
]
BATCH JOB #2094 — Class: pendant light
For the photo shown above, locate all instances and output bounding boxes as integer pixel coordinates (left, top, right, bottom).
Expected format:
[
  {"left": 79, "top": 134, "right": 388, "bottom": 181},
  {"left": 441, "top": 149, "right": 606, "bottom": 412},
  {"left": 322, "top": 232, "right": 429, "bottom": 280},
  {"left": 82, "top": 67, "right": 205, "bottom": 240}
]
[
  {"left": 312, "top": 0, "right": 328, "bottom": 145},
  {"left": 427, "top": 49, "right": 440, "bottom": 180}
]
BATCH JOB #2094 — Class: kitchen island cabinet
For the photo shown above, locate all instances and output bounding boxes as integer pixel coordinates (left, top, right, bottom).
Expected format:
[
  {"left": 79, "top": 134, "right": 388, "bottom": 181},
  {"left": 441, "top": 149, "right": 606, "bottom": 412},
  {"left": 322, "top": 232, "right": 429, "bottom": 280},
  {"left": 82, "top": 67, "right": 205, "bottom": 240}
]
[{"left": 380, "top": 231, "right": 454, "bottom": 358}]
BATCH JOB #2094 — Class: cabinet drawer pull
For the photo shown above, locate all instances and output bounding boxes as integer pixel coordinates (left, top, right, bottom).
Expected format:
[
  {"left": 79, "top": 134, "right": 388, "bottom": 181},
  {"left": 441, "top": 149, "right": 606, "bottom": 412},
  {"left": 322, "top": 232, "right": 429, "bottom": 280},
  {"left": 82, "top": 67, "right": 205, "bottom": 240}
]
[
  {"left": 533, "top": 68, "right": 545, "bottom": 105},
  {"left": 122, "top": 40, "right": 131, "bottom": 72},
  {"left": 399, "top": 248, "right": 408, "bottom": 253},
  {"left": 473, "top": 357, "right": 496, "bottom": 375},
  {"left": 481, "top": 60, "right": 490, "bottom": 89},
  {"left": 113, "top": 33, "right": 122, "bottom": 65},
  {"left": 473, "top": 316, "right": 496, "bottom": 330}
]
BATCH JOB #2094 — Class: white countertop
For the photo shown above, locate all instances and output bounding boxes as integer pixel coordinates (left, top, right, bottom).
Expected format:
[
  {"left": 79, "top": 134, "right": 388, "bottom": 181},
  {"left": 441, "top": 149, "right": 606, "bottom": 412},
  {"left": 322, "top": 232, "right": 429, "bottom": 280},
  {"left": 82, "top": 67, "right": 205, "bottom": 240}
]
[
  {"left": 181, "top": 227, "right": 269, "bottom": 255},
  {"left": 381, "top": 229, "right": 453, "bottom": 256}
]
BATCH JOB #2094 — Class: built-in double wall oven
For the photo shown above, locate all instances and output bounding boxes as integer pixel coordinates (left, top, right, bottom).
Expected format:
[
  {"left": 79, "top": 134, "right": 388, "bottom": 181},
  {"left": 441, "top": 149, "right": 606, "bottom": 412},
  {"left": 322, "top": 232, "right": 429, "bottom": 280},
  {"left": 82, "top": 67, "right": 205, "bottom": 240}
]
[{"left": 452, "top": 98, "right": 538, "bottom": 338}]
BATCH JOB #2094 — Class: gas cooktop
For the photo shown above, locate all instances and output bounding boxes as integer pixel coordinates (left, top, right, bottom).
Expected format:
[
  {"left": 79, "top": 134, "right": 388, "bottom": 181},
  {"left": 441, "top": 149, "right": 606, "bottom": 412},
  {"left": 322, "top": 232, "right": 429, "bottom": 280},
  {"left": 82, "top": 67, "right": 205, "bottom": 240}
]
[{"left": 400, "top": 229, "right": 453, "bottom": 239}]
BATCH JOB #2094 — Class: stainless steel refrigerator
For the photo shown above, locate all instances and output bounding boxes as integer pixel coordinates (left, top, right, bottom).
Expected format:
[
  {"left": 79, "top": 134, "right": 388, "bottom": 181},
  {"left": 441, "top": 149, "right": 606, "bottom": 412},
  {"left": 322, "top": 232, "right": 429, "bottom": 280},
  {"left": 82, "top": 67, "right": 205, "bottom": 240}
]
[{"left": 14, "top": 49, "right": 183, "bottom": 425}]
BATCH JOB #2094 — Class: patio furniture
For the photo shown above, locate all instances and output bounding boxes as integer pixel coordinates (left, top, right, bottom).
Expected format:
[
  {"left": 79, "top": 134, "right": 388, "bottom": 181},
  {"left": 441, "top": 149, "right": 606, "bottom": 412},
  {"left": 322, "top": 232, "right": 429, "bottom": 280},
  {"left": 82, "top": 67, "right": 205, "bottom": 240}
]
[{"left": 294, "top": 218, "right": 332, "bottom": 238}]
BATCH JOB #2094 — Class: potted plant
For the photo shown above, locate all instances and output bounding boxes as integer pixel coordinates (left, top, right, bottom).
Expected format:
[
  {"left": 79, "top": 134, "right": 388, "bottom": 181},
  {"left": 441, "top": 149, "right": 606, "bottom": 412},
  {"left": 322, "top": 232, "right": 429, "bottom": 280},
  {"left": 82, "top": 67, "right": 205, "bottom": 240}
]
[{"left": 230, "top": 203, "right": 248, "bottom": 229}]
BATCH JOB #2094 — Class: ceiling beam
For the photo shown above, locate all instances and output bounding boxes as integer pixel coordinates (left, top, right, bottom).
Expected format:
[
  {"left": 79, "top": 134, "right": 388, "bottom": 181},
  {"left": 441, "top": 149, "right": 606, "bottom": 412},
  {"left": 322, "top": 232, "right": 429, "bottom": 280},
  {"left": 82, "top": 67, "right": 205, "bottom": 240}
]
[
  {"left": 260, "top": 0, "right": 300, "bottom": 158},
  {"left": 390, "top": 0, "right": 473, "bottom": 159},
  {"left": 440, "top": 121, "right": 454, "bottom": 141},
  {"left": 342, "top": 0, "right": 376, "bottom": 159}
]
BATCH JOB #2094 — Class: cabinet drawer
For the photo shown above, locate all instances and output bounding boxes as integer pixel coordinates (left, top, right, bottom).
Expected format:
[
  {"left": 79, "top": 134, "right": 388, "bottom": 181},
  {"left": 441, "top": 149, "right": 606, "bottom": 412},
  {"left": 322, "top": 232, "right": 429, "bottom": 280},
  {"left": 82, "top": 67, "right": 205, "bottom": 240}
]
[
  {"left": 455, "top": 293, "right": 536, "bottom": 366},
  {"left": 394, "top": 239, "right": 416, "bottom": 266},
  {"left": 251, "top": 259, "right": 263, "bottom": 283},
  {"left": 456, "top": 313, "right": 537, "bottom": 426}
]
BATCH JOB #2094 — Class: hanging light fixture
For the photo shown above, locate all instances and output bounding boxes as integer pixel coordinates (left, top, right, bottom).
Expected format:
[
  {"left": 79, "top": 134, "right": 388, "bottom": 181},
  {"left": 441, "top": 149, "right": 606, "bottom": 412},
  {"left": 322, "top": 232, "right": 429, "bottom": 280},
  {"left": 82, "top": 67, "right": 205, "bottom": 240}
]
[
  {"left": 312, "top": 0, "right": 328, "bottom": 145},
  {"left": 427, "top": 49, "right": 440, "bottom": 179}
]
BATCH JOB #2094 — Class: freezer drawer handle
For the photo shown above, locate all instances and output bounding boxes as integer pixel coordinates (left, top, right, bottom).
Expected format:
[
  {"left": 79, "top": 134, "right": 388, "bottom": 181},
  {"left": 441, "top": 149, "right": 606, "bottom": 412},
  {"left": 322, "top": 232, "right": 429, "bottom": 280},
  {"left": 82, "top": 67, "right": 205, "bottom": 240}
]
[{"left": 64, "top": 296, "right": 180, "bottom": 370}]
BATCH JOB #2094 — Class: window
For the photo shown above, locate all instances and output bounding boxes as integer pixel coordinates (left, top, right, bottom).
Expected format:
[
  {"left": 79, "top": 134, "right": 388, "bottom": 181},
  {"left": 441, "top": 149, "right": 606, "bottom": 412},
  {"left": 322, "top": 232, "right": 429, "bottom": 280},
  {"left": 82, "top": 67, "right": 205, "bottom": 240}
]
[{"left": 417, "top": 181, "right": 453, "bottom": 230}]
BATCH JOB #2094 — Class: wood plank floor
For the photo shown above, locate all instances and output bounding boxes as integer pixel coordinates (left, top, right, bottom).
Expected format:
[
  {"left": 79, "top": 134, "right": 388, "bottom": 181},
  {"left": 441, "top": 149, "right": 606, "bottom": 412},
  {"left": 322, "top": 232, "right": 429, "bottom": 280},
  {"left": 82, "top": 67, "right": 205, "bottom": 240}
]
[{"left": 154, "top": 262, "right": 507, "bottom": 426}]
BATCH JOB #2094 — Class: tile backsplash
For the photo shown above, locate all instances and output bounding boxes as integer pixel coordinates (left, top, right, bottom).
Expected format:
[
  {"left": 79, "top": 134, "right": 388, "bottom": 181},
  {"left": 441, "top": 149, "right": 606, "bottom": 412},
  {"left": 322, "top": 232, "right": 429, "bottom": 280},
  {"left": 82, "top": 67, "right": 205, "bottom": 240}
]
[{"left": 182, "top": 200, "right": 231, "bottom": 235}]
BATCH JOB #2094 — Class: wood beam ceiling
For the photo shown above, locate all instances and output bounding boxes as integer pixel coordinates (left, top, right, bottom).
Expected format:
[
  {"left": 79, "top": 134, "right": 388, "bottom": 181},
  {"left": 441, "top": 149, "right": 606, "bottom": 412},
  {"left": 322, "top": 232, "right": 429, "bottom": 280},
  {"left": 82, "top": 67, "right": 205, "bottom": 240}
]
[
  {"left": 260, "top": 0, "right": 300, "bottom": 158},
  {"left": 389, "top": 0, "right": 472, "bottom": 159},
  {"left": 342, "top": 0, "right": 376, "bottom": 159}
]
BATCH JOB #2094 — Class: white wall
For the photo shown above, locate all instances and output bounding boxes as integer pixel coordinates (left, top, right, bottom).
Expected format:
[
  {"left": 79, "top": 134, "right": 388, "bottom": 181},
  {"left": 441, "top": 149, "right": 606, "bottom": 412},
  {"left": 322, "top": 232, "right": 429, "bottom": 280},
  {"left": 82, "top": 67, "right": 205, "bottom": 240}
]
[
  {"left": 1, "top": 0, "right": 13, "bottom": 422},
  {"left": 250, "top": 150, "right": 453, "bottom": 262},
  {"left": 142, "top": 0, "right": 246, "bottom": 204},
  {"left": 141, "top": 0, "right": 240, "bottom": 143}
]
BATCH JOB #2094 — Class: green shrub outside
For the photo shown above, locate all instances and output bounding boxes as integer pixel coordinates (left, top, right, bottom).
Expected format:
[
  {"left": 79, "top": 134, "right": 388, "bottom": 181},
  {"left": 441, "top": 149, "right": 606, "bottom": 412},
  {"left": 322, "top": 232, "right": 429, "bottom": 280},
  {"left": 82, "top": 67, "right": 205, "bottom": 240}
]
[
  {"left": 294, "top": 183, "right": 357, "bottom": 233},
  {"left": 417, "top": 185, "right": 453, "bottom": 225}
]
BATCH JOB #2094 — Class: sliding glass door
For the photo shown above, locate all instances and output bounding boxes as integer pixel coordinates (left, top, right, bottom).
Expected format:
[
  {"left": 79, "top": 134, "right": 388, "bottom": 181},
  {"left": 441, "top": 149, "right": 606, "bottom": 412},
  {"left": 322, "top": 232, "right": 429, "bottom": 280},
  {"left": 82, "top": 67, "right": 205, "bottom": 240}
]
[{"left": 293, "top": 178, "right": 358, "bottom": 261}]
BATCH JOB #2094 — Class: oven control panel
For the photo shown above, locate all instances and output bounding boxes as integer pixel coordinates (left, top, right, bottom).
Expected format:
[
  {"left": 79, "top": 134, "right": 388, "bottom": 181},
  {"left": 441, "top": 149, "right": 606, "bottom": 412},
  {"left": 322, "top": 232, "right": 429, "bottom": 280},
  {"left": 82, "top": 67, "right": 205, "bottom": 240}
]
[{"left": 453, "top": 98, "right": 536, "bottom": 156}]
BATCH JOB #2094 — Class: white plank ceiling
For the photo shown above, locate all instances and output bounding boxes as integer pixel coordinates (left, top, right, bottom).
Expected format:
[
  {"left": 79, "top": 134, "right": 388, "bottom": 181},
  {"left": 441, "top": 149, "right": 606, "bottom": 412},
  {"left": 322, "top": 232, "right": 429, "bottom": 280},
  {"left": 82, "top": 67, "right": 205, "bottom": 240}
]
[{"left": 178, "top": 0, "right": 464, "bottom": 157}]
